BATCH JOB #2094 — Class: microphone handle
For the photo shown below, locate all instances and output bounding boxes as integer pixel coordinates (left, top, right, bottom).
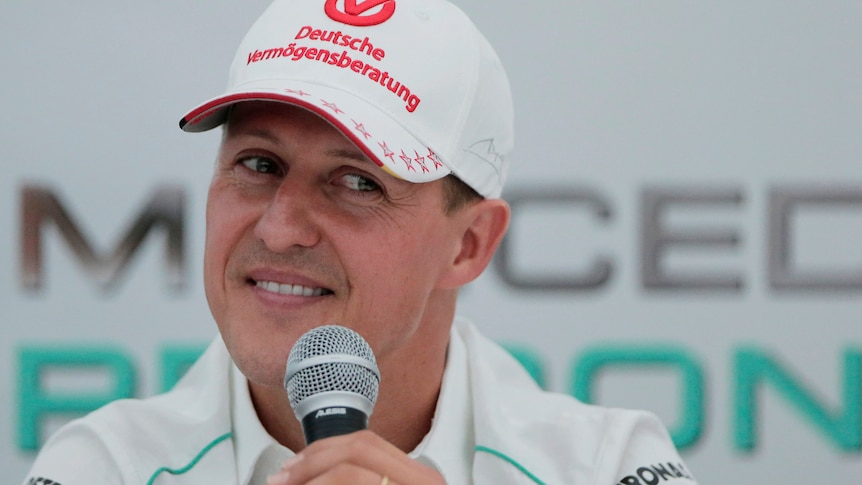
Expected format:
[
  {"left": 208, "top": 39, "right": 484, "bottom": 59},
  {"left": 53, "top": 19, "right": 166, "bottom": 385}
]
[{"left": 302, "top": 406, "right": 369, "bottom": 444}]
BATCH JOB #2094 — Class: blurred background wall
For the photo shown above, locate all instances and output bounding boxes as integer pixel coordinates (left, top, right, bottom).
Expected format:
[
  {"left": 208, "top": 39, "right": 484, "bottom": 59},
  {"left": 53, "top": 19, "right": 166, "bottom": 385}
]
[{"left": 2, "top": 1, "right": 860, "bottom": 482}]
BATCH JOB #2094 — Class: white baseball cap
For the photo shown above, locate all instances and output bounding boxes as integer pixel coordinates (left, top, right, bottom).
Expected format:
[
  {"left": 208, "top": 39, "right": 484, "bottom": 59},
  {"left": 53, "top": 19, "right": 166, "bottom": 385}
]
[{"left": 179, "top": 0, "right": 514, "bottom": 198}]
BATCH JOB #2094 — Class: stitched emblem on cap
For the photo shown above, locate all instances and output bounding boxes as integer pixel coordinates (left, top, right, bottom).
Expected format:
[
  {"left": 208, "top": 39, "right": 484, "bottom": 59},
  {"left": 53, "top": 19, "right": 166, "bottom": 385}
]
[
  {"left": 321, "top": 99, "right": 344, "bottom": 114},
  {"left": 352, "top": 120, "right": 372, "bottom": 139},
  {"left": 426, "top": 148, "right": 444, "bottom": 170},
  {"left": 398, "top": 150, "right": 415, "bottom": 172},
  {"left": 324, "top": 0, "right": 396, "bottom": 27},
  {"left": 413, "top": 150, "right": 429, "bottom": 173},
  {"left": 378, "top": 141, "right": 396, "bottom": 162},
  {"left": 285, "top": 89, "right": 311, "bottom": 97},
  {"left": 465, "top": 139, "right": 505, "bottom": 176},
  {"left": 280, "top": 88, "right": 445, "bottom": 179}
]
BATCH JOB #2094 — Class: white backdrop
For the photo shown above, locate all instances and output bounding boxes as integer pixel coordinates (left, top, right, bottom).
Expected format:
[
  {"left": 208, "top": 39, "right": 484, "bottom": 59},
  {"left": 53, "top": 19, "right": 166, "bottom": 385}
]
[{"left": 3, "top": 1, "right": 861, "bottom": 483}]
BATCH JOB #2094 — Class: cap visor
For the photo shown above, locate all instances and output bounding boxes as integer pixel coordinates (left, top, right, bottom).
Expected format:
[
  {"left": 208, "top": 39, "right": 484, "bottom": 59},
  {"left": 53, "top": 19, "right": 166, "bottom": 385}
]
[{"left": 180, "top": 81, "right": 451, "bottom": 183}]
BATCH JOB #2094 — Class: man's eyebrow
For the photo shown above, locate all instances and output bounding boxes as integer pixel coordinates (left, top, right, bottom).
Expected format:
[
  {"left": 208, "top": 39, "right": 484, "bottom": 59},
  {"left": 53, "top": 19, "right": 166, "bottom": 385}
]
[{"left": 227, "top": 126, "right": 374, "bottom": 165}]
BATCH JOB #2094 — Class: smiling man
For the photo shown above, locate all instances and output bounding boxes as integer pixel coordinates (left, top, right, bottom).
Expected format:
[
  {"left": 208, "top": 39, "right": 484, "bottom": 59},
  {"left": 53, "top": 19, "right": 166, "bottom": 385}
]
[
  {"left": 207, "top": 100, "right": 501, "bottom": 462},
  {"left": 24, "top": 0, "right": 696, "bottom": 484}
]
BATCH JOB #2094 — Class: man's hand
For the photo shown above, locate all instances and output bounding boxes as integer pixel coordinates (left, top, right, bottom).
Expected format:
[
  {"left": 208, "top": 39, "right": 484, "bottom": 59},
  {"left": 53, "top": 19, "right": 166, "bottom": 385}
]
[{"left": 266, "top": 430, "right": 447, "bottom": 485}]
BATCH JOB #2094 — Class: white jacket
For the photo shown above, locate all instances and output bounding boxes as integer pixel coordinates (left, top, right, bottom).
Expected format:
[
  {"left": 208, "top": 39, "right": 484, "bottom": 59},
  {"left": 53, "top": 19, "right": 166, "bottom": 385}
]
[{"left": 23, "top": 319, "right": 696, "bottom": 484}]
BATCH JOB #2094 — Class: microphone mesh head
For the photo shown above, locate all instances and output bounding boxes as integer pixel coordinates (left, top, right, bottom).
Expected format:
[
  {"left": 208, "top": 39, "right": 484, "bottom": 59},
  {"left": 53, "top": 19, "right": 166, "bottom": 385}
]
[{"left": 284, "top": 325, "right": 379, "bottom": 411}]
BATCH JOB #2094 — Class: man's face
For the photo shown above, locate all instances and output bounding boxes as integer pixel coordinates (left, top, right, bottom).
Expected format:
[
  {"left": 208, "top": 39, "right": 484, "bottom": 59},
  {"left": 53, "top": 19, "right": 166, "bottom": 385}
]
[{"left": 204, "top": 102, "right": 467, "bottom": 388}]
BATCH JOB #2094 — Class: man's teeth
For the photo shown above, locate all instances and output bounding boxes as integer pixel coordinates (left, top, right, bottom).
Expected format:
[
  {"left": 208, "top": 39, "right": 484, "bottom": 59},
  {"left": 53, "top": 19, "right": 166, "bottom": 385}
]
[{"left": 256, "top": 280, "right": 325, "bottom": 296}]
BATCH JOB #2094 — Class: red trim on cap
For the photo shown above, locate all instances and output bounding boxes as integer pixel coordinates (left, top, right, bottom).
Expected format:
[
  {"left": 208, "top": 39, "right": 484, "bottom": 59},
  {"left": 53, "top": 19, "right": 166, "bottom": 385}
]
[{"left": 181, "top": 92, "right": 386, "bottom": 170}]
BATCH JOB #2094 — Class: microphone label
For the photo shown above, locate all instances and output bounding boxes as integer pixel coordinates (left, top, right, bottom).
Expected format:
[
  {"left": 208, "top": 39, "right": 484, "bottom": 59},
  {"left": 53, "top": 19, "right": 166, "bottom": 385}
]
[{"left": 315, "top": 407, "right": 348, "bottom": 418}]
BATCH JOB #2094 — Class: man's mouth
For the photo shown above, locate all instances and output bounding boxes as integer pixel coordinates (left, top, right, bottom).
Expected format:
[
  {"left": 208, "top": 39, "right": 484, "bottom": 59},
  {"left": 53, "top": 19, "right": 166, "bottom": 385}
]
[{"left": 252, "top": 279, "right": 333, "bottom": 297}]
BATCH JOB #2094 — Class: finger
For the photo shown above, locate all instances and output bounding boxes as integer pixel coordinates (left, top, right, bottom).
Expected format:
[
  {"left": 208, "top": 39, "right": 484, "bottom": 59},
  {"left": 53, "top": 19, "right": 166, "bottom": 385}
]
[
  {"left": 283, "top": 431, "right": 410, "bottom": 483},
  {"left": 300, "top": 429, "right": 402, "bottom": 459},
  {"left": 305, "top": 463, "right": 385, "bottom": 485},
  {"left": 268, "top": 461, "right": 382, "bottom": 485},
  {"left": 280, "top": 431, "right": 438, "bottom": 484}
]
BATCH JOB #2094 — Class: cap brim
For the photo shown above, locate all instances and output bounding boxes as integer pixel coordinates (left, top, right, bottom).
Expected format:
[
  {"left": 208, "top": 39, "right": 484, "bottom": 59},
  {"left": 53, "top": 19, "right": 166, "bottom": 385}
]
[{"left": 179, "top": 80, "right": 452, "bottom": 183}]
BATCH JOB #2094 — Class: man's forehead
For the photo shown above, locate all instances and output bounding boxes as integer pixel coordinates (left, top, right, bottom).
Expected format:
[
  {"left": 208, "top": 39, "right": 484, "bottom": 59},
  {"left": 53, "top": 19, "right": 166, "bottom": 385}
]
[
  {"left": 225, "top": 101, "right": 340, "bottom": 134},
  {"left": 222, "top": 101, "right": 374, "bottom": 164}
]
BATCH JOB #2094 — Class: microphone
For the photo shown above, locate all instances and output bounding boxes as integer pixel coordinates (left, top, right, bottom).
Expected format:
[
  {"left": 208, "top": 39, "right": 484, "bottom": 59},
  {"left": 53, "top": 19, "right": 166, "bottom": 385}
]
[{"left": 283, "top": 325, "right": 381, "bottom": 444}]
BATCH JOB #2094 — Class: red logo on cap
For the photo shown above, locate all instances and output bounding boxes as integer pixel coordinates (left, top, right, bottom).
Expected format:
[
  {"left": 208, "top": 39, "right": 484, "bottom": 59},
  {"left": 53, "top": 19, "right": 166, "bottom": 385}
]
[{"left": 325, "top": 0, "right": 395, "bottom": 26}]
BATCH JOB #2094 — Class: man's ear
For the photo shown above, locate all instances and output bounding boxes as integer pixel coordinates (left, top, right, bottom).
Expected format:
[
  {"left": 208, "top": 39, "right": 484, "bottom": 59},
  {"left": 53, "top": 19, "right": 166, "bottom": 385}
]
[{"left": 439, "top": 198, "right": 510, "bottom": 289}]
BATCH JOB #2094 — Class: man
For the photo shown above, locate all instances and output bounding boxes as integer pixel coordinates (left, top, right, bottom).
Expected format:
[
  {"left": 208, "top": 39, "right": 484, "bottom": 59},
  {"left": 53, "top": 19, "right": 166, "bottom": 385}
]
[{"left": 25, "top": 0, "right": 697, "bottom": 484}]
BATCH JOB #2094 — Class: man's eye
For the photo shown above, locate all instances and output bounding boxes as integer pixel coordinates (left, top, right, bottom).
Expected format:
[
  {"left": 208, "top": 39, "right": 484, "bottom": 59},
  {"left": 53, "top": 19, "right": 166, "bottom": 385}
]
[
  {"left": 240, "top": 156, "right": 280, "bottom": 175},
  {"left": 342, "top": 173, "right": 381, "bottom": 192}
]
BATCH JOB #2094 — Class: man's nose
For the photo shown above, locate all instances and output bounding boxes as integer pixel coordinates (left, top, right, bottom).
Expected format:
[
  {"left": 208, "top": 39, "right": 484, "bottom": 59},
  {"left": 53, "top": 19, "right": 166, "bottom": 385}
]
[{"left": 253, "top": 177, "right": 322, "bottom": 252}]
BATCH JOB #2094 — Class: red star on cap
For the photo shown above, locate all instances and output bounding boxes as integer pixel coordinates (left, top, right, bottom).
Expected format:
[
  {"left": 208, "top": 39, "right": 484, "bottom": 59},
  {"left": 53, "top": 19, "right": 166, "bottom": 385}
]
[
  {"left": 378, "top": 141, "right": 395, "bottom": 163},
  {"left": 399, "top": 150, "right": 416, "bottom": 172},
  {"left": 284, "top": 89, "right": 310, "bottom": 96},
  {"left": 426, "top": 148, "right": 444, "bottom": 170},
  {"left": 320, "top": 99, "right": 344, "bottom": 114},
  {"left": 413, "top": 150, "right": 429, "bottom": 173},
  {"left": 352, "top": 120, "right": 372, "bottom": 139}
]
